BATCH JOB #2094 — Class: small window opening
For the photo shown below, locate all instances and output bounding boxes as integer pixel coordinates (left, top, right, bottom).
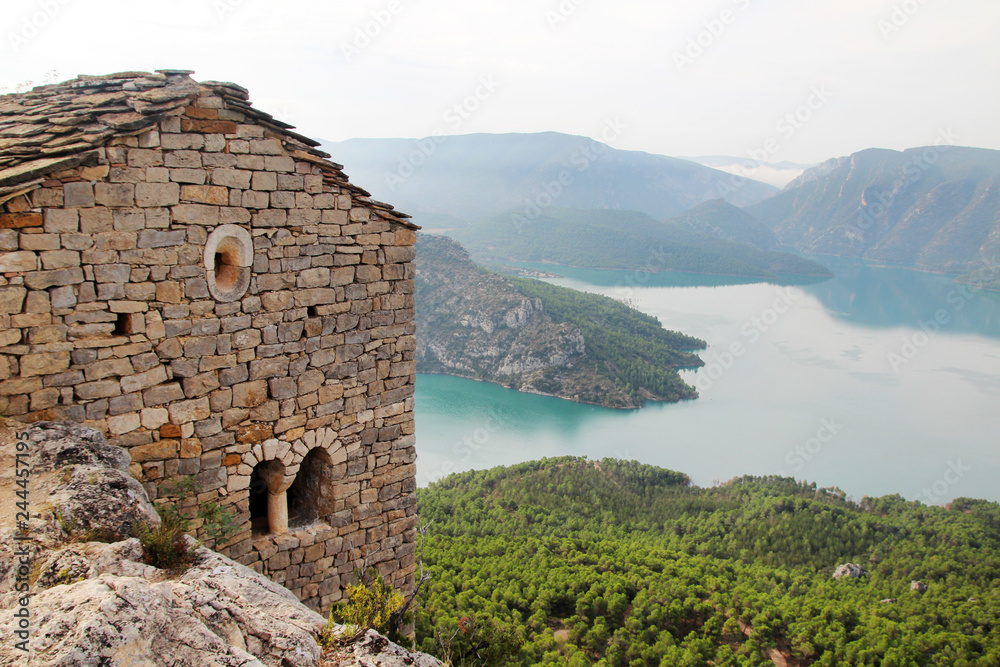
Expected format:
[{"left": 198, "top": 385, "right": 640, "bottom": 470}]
[
  {"left": 307, "top": 306, "right": 319, "bottom": 318},
  {"left": 287, "top": 448, "right": 333, "bottom": 529},
  {"left": 214, "top": 249, "right": 239, "bottom": 291},
  {"left": 113, "top": 312, "right": 131, "bottom": 336}
]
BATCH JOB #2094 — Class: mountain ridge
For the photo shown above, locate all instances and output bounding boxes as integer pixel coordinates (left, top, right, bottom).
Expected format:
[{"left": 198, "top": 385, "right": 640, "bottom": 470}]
[
  {"left": 321, "top": 132, "right": 778, "bottom": 225},
  {"left": 749, "top": 144, "right": 1000, "bottom": 272},
  {"left": 450, "top": 206, "right": 832, "bottom": 279}
]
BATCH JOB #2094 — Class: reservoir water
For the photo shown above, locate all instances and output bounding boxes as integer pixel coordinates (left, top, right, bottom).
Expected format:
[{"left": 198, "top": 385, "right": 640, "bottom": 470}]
[{"left": 414, "top": 256, "right": 1000, "bottom": 504}]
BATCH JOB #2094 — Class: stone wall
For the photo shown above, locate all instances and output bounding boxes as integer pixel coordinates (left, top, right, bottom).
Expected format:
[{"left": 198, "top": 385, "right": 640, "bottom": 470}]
[{"left": 0, "top": 80, "right": 418, "bottom": 610}]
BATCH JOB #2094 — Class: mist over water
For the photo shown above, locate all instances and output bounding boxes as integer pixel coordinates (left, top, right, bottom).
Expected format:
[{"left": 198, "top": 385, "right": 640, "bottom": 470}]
[{"left": 415, "top": 257, "right": 1000, "bottom": 504}]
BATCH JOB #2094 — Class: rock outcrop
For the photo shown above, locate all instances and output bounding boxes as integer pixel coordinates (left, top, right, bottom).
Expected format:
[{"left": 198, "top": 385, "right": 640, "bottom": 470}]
[
  {"left": 415, "top": 233, "right": 635, "bottom": 407},
  {"left": 832, "top": 562, "right": 864, "bottom": 580},
  {"left": 0, "top": 421, "right": 441, "bottom": 667}
]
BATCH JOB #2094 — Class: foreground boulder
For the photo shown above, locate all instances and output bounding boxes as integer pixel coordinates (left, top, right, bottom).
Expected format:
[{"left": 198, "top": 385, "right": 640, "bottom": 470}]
[{"left": 0, "top": 421, "right": 441, "bottom": 667}]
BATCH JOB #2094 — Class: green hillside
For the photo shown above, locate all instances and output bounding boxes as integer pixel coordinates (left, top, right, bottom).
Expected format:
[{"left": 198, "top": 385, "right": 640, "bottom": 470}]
[
  {"left": 450, "top": 208, "right": 832, "bottom": 279},
  {"left": 413, "top": 458, "right": 1000, "bottom": 666}
]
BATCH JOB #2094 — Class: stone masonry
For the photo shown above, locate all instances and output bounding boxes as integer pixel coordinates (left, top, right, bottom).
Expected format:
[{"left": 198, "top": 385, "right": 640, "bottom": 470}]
[{"left": 0, "top": 70, "right": 418, "bottom": 611}]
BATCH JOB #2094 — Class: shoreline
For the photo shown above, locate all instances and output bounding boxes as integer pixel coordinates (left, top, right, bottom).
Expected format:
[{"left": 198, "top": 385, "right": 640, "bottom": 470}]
[{"left": 415, "top": 370, "right": 698, "bottom": 411}]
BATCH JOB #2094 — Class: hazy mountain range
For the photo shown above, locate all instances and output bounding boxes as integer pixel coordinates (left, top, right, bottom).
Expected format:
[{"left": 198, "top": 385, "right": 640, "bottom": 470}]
[
  {"left": 451, "top": 205, "right": 831, "bottom": 279},
  {"left": 325, "top": 132, "right": 1000, "bottom": 276},
  {"left": 322, "top": 132, "right": 778, "bottom": 226}
]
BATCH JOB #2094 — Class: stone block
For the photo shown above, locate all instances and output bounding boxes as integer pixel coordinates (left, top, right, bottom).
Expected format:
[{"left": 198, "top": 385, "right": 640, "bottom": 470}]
[
  {"left": 168, "top": 397, "right": 211, "bottom": 424},
  {"left": 19, "top": 233, "right": 59, "bottom": 251},
  {"left": 138, "top": 229, "right": 186, "bottom": 248},
  {"left": 143, "top": 382, "right": 186, "bottom": 406},
  {"left": 211, "top": 169, "right": 252, "bottom": 189},
  {"left": 131, "top": 439, "right": 179, "bottom": 462},
  {"left": 232, "top": 380, "right": 269, "bottom": 407},
  {"left": 249, "top": 357, "right": 289, "bottom": 380},
  {"left": 75, "top": 380, "right": 121, "bottom": 400},
  {"left": 164, "top": 150, "right": 202, "bottom": 168},
  {"left": 183, "top": 372, "right": 221, "bottom": 398},
  {"left": 94, "top": 183, "right": 136, "bottom": 207},
  {"left": 40, "top": 250, "right": 80, "bottom": 270},
  {"left": 20, "top": 352, "right": 70, "bottom": 377},
  {"left": 120, "top": 365, "right": 168, "bottom": 394},
  {"left": 135, "top": 182, "right": 180, "bottom": 208},
  {"left": 181, "top": 185, "right": 229, "bottom": 205},
  {"left": 0, "top": 251, "right": 37, "bottom": 272},
  {"left": 141, "top": 407, "right": 169, "bottom": 430},
  {"left": 108, "top": 412, "right": 141, "bottom": 436},
  {"left": 171, "top": 204, "right": 220, "bottom": 225},
  {"left": 85, "top": 357, "right": 134, "bottom": 381},
  {"left": 63, "top": 182, "right": 95, "bottom": 208}
]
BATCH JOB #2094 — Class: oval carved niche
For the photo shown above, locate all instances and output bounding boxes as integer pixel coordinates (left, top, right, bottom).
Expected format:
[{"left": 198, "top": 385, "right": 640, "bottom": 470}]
[{"left": 204, "top": 224, "right": 253, "bottom": 302}]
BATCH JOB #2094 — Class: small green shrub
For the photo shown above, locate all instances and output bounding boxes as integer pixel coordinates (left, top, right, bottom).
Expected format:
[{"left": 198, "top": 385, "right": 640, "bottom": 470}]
[
  {"left": 321, "top": 568, "right": 404, "bottom": 645},
  {"left": 165, "top": 475, "right": 239, "bottom": 545},
  {"left": 198, "top": 500, "right": 240, "bottom": 545},
  {"left": 133, "top": 504, "right": 194, "bottom": 571}
]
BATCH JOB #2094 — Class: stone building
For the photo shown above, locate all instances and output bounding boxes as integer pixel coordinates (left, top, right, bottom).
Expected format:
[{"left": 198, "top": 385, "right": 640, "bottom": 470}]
[{"left": 0, "top": 70, "right": 418, "bottom": 611}]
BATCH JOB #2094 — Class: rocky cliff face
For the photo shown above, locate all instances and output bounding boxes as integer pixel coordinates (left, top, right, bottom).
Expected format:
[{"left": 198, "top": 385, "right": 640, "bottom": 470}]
[
  {"left": 0, "top": 421, "right": 441, "bottom": 667},
  {"left": 415, "top": 234, "right": 642, "bottom": 408},
  {"left": 748, "top": 146, "right": 1000, "bottom": 272}
]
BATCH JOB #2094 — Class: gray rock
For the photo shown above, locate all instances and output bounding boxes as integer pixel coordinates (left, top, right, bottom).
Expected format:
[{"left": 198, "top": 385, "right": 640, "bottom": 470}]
[
  {"left": 0, "top": 420, "right": 441, "bottom": 667},
  {"left": 832, "top": 562, "right": 864, "bottom": 580}
]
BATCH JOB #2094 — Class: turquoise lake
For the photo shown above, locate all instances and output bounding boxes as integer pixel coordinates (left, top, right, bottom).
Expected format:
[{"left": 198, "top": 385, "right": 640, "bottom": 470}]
[{"left": 414, "top": 256, "right": 1000, "bottom": 504}]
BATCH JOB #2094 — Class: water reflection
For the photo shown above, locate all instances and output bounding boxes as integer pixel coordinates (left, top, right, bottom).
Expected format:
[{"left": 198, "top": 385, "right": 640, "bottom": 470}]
[{"left": 798, "top": 255, "right": 1000, "bottom": 338}]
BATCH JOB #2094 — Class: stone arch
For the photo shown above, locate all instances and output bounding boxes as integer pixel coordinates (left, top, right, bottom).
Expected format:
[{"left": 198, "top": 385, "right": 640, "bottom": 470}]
[
  {"left": 239, "top": 428, "right": 347, "bottom": 534},
  {"left": 287, "top": 447, "right": 334, "bottom": 528},
  {"left": 241, "top": 438, "right": 297, "bottom": 535}
]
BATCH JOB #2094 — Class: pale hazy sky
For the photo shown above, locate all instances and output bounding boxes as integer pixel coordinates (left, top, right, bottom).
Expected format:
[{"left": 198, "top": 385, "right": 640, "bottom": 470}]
[{"left": 2, "top": 0, "right": 997, "bottom": 164}]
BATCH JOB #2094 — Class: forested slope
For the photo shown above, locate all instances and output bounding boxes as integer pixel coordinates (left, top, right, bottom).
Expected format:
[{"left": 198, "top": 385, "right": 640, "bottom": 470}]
[
  {"left": 416, "top": 234, "right": 705, "bottom": 408},
  {"left": 414, "top": 458, "right": 1000, "bottom": 666}
]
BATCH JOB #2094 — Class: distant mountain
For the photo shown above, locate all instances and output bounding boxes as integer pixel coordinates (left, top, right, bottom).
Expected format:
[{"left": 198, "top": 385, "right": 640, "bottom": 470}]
[
  {"left": 416, "top": 234, "right": 705, "bottom": 409},
  {"left": 684, "top": 155, "right": 812, "bottom": 188},
  {"left": 322, "top": 133, "right": 778, "bottom": 226},
  {"left": 450, "top": 207, "right": 832, "bottom": 279},
  {"left": 747, "top": 146, "right": 1000, "bottom": 273},
  {"left": 666, "top": 199, "right": 779, "bottom": 250}
]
